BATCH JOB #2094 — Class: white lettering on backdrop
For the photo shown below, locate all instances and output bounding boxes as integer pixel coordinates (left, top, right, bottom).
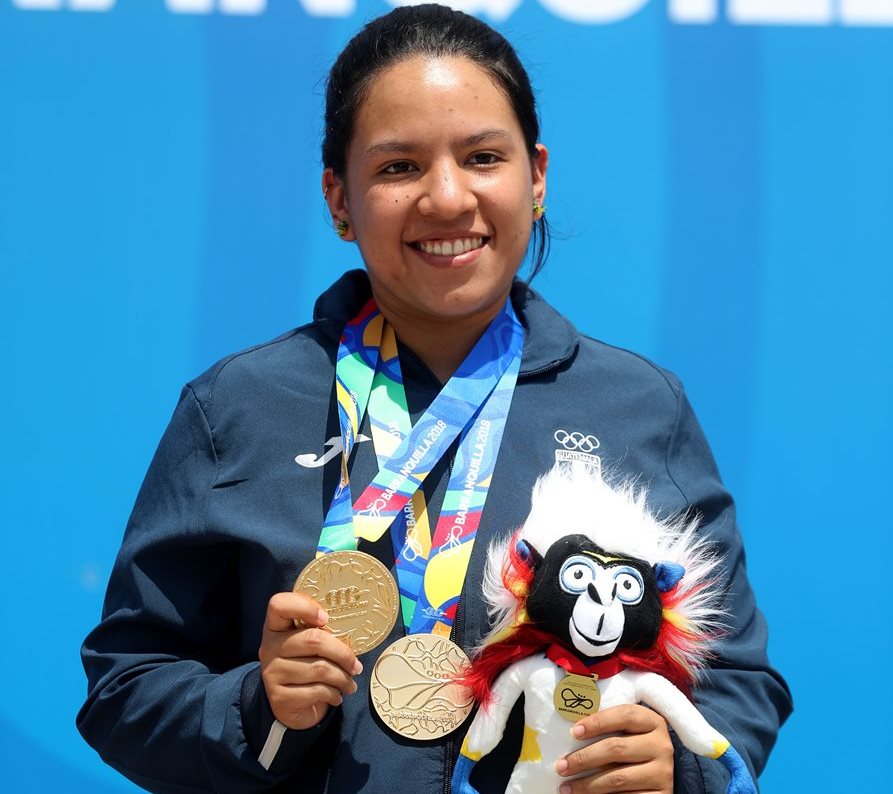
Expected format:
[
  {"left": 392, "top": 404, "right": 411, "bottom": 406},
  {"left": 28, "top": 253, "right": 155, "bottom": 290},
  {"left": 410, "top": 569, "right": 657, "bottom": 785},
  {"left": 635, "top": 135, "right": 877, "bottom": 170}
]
[{"left": 9, "top": 0, "right": 893, "bottom": 25}]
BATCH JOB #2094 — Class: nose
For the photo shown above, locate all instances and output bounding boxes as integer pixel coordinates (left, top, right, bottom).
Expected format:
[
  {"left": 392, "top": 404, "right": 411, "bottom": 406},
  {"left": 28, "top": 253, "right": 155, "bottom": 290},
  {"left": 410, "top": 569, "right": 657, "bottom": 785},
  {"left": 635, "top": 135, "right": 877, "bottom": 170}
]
[
  {"left": 417, "top": 159, "right": 476, "bottom": 219},
  {"left": 588, "top": 578, "right": 617, "bottom": 606}
]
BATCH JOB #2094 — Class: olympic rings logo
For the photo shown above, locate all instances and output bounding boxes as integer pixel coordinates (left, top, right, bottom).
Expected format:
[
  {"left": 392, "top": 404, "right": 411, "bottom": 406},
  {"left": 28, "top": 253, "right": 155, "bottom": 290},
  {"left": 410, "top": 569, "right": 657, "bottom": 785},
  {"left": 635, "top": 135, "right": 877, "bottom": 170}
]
[{"left": 553, "top": 429, "right": 600, "bottom": 453}]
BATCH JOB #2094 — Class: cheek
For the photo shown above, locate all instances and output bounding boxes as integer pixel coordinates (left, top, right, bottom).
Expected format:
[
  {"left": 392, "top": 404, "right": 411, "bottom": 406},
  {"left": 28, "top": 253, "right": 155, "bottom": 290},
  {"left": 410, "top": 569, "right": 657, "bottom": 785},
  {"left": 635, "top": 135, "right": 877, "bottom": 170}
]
[
  {"left": 526, "top": 581, "right": 577, "bottom": 639},
  {"left": 618, "top": 595, "right": 663, "bottom": 650}
]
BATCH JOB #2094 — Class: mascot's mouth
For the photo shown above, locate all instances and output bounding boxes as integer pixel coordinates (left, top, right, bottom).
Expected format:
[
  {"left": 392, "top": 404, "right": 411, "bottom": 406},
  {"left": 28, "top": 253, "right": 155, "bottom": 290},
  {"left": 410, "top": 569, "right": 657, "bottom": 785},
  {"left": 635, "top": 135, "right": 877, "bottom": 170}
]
[{"left": 571, "top": 617, "right": 619, "bottom": 647}]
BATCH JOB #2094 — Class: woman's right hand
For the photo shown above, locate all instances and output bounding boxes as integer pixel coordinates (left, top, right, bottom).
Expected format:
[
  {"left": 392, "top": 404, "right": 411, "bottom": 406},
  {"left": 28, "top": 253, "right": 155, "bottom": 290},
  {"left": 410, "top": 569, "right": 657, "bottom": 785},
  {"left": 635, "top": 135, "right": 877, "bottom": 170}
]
[{"left": 259, "top": 592, "right": 363, "bottom": 730}]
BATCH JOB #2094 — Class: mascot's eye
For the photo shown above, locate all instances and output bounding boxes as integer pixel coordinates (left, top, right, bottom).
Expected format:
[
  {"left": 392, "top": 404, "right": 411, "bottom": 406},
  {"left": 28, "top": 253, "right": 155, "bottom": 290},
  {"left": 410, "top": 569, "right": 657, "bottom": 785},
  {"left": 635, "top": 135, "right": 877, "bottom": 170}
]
[
  {"left": 611, "top": 567, "right": 645, "bottom": 605},
  {"left": 559, "top": 556, "right": 597, "bottom": 594}
]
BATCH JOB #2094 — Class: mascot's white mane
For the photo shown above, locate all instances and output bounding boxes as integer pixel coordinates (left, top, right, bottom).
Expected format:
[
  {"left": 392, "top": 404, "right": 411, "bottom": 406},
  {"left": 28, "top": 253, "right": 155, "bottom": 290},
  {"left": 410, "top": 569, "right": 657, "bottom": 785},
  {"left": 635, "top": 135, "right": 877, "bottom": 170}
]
[{"left": 481, "top": 463, "right": 726, "bottom": 680}]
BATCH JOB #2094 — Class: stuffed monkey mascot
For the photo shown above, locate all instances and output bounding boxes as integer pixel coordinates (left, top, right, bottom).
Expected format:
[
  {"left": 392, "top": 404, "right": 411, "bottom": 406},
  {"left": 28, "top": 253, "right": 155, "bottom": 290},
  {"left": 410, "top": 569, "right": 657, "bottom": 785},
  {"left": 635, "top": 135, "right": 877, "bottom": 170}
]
[{"left": 451, "top": 464, "right": 756, "bottom": 794}]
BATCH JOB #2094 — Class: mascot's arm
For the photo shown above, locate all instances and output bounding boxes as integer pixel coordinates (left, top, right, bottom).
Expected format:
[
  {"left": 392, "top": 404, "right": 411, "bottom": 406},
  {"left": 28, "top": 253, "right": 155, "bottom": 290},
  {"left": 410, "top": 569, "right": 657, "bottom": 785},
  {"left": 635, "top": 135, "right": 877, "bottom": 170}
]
[
  {"left": 451, "top": 659, "right": 530, "bottom": 794},
  {"left": 634, "top": 672, "right": 757, "bottom": 794}
]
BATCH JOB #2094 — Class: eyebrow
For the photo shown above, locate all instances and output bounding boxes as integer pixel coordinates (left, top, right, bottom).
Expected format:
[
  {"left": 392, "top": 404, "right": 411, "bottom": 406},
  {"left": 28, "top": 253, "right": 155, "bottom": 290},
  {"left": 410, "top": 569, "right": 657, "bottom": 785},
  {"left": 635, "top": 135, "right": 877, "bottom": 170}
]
[
  {"left": 363, "top": 128, "right": 515, "bottom": 159},
  {"left": 582, "top": 550, "right": 627, "bottom": 564}
]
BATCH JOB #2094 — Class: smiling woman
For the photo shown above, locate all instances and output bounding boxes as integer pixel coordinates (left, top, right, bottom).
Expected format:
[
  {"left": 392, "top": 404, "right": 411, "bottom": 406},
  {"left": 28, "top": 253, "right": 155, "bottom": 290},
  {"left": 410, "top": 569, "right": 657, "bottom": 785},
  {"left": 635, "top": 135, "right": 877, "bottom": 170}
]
[
  {"left": 324, "top": 55, "right": 547, "bottom": 381},
  {"left": 77, "top": 4, "right": 790, "bottom": 794}
]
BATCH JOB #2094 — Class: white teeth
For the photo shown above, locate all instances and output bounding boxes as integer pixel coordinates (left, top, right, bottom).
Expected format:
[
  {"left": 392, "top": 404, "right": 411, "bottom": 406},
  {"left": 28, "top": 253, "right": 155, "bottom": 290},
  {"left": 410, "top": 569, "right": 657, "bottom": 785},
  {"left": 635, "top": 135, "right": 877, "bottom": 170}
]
[{"left": 417, "top": 237, "right": 483, "bottom": 256}]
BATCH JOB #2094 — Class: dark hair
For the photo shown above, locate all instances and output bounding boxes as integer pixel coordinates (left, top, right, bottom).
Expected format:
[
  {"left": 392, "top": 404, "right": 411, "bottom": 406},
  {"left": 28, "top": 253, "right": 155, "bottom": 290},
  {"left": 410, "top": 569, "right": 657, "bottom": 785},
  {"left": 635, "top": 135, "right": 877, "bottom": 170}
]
[{"left": 323, "top": 3, "right": 550, "bottom": 277}]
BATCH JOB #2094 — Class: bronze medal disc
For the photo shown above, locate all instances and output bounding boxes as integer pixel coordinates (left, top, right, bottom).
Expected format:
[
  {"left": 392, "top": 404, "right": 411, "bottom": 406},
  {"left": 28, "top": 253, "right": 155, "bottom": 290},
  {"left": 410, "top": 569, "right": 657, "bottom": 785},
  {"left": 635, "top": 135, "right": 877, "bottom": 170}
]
[
  {"left": 293, "top": 550, "right": 398, "bottom": 656},
  {"left": 370, "top": 633, "right": 474, "bottom": 741},
  {"left": 553, "top": 673, "right": 601, "bottom": 722}
]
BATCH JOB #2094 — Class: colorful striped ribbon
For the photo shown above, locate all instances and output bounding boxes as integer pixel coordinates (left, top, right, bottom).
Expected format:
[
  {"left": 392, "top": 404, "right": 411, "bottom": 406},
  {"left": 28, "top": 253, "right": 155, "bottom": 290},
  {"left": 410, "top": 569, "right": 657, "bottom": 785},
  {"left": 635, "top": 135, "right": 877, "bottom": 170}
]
[{"left": 317, "top": 297, "right": 522, "bottom": 635}]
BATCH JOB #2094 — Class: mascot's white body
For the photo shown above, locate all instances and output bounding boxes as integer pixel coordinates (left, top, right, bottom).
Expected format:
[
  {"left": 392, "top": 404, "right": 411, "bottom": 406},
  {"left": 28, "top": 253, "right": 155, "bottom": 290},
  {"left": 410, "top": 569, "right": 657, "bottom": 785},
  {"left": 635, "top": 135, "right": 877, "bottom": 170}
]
[
  {"left": 466, "top": 659, "right": 733, "bottom": 793},
  {"left": 451, "top": 463, "right": 757, "bottom": 794}
]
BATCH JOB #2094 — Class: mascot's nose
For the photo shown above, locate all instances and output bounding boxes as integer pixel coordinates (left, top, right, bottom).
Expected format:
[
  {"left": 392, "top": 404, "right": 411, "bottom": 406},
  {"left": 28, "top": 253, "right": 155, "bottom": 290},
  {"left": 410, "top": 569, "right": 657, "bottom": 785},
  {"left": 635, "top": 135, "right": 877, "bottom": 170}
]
[{"left": 587, "top": 582, "right": 602, "bottom": 604}]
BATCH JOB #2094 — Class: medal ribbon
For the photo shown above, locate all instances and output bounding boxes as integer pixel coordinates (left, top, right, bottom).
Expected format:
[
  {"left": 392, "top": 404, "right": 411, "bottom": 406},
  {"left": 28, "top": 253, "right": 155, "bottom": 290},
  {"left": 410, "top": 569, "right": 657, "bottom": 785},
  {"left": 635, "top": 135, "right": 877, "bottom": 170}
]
[{"left": 317, "top": 297, "right": 523, "bottom": 635}]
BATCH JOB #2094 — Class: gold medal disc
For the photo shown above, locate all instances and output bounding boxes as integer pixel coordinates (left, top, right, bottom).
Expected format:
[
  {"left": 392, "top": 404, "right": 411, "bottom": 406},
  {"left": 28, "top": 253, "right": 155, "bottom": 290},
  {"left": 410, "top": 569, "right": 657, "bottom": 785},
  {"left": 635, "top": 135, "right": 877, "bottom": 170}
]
[
  {"left": 370, "top": 633, "right": 474, "bottom": 740},
  {"left": 293, "top": 550, "right": 398, "bottom": 656},
  {"left": 553, "top": 673, "right": 601, "bottom": 722}
]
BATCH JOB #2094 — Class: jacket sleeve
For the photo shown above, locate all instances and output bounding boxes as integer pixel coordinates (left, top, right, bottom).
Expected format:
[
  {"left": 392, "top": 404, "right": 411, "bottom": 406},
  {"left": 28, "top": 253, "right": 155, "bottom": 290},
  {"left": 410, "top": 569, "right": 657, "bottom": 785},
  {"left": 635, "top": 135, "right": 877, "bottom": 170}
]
[
  {"left": 77, "top": 385, "right": 335, "bottom": 793},
  {"left": 664, "top": 386, "right": 792, "bottom": 793}
]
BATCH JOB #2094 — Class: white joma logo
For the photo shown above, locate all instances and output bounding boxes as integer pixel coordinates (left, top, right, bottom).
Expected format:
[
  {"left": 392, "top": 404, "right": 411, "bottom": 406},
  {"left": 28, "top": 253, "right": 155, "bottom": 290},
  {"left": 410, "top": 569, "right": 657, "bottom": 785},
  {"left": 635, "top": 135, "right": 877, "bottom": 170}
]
[{"left": 294, "top": 434, "right": 370, "bottom": 468}]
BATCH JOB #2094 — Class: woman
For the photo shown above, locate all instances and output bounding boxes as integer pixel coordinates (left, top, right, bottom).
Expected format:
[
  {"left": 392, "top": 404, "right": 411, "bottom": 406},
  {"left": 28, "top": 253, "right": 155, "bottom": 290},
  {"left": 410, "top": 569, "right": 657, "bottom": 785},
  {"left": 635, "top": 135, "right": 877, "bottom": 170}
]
[{"left": 77, "top": 5, "right": 790, "bottom": 793}]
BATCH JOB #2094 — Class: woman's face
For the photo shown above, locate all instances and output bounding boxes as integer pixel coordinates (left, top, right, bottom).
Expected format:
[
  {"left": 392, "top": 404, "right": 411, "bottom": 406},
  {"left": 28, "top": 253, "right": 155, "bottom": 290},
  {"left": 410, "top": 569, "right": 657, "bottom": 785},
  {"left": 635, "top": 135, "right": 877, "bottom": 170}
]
[{"left": 324, "top": 56, "right": 547, "bottom": 328}]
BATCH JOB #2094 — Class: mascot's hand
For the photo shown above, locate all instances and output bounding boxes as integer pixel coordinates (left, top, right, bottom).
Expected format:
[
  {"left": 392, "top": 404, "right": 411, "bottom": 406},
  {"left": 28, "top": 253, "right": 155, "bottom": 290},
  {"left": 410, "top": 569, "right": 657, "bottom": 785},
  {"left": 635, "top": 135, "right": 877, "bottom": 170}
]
[
  {"left": 450, "top": 752, "right": 480, "bottom": 794},
  {"left": 717, "top": 746, "right": 757, "bottom": 794}
]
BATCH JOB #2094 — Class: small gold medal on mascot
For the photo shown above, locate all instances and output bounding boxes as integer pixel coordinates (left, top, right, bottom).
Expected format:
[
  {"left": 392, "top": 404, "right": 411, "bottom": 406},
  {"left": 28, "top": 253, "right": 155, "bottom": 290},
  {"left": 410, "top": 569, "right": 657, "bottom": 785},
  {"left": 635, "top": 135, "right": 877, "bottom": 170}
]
[
  {"left": 293, "top": 550, "right": 398, "bottom": 655},
  {"left": 553, "top": 673, "right": 601, "bottom": 721},
  {"left": 369, "top": 633, "right": 474, "bottom": 740}
]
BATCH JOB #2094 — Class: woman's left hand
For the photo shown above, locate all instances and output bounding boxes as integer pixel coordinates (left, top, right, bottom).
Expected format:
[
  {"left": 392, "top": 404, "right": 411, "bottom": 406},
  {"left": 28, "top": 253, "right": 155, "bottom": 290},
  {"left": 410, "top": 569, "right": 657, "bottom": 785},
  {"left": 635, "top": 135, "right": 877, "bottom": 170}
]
[{"left": 555, "top": 704, "right": 674, "bottom": 793}]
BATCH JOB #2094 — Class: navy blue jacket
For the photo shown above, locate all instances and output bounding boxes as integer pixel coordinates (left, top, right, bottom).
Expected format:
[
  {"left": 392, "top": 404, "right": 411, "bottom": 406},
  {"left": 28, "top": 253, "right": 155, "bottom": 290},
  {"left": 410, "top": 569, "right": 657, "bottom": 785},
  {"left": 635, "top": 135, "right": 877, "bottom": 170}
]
[{"left": 78, "top": 271, "right": 791, "bottom": 793}]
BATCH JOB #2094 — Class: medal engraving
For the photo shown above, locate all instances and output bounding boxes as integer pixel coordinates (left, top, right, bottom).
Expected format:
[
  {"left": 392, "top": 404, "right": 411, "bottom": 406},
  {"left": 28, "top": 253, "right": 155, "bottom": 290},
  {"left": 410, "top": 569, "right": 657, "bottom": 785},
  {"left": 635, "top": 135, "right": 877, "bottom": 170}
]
[
  {"left": 553, "top": 673, "right": 601, "bottom": 721},
  {"left": 293, "top": 550, "right": 398, "bottom": 655},
  {"left": 370, "top": 634, "right": 473, "bottom": 740}
]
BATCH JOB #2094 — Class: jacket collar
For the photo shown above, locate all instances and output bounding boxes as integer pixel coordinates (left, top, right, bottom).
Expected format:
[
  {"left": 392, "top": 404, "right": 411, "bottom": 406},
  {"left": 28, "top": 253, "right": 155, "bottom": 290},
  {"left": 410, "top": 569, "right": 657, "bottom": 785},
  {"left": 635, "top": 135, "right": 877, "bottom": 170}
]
[{"left": 312, "top": 269, "right": 580, "bottom": 377}]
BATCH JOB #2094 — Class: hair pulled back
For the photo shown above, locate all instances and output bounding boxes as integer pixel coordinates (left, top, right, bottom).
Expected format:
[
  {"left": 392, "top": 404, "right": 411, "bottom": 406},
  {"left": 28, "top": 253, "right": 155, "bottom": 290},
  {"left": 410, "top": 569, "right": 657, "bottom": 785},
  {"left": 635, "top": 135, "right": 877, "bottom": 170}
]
[{"left": 323, "top": 3, "right": 549, "bottom": 276}]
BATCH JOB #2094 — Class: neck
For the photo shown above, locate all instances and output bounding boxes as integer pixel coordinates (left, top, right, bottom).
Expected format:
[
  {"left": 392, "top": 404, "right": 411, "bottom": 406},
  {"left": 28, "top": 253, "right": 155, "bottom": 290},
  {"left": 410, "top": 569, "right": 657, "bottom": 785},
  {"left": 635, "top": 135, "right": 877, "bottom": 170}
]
[
  {"left": 546, "top": 643, "right": 626, "bottom": 679},
  {"left": 379, "top": 308, "right": 501, "bottom": 384}
]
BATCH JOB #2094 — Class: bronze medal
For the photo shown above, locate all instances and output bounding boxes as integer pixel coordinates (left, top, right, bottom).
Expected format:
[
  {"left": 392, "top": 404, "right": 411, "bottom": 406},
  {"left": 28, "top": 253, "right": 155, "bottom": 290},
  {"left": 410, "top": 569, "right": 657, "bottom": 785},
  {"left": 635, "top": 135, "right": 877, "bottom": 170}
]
[
  {"left": 293, "top": 550, "right": 398, "bottom": 655},
  {"left": 369, "top": 633, "right": 474, "bottom": 740},
  {"left": 553, "top": 673, "right": 601, "bottom": 721}
]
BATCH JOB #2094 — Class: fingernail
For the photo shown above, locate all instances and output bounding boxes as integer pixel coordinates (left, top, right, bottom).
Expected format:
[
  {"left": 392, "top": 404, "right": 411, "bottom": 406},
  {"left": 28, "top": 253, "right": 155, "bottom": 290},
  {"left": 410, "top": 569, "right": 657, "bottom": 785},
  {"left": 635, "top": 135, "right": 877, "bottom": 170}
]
[
  {"left": 317, "top": 608, "right": 329, "bottom": 624},
  {"left": 571, "top": 723, "right": 584, "bottom": 739},
  {"left": 353, "top": 660, "right": 363, "bottom": 675},
  {"left": 555, "top": 758, "right": 568, "bottom": 775}
]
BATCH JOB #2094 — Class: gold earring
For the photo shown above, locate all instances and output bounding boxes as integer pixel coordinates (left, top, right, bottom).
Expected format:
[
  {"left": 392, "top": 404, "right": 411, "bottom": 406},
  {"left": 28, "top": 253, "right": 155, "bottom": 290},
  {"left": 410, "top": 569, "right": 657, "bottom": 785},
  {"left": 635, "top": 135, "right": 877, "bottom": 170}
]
[
  {"left": 533, "top": 199, "right": 546, "bottom": 220},
  {"left": 335, "top": 219, "right": 349, "bottom": 238}
]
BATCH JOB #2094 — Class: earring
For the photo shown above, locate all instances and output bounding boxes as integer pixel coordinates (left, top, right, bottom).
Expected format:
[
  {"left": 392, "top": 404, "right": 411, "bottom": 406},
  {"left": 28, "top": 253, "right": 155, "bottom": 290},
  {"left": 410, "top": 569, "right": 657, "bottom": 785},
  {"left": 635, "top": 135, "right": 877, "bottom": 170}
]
[
  {"left": 334, "top": 219, "right": 349, "bottom": 238},
  {"left": 533, "top": 199, "right": 546, "bottom": 220}
]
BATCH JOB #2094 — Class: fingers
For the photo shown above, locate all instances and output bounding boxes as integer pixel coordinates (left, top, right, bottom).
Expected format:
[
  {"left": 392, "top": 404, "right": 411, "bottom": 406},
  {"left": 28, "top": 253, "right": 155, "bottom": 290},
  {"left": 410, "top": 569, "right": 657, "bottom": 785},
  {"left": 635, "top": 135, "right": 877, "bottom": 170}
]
[
  {"left": 264, "top": 649, "right": 361, "bottom": 694},
  {"left": 261, "top": 593, "right": 363, "bottom": 679},
  {"left": 557, "top": 760, "right": 671, "bottom": 794},
  {"left": 571, "top": 704, "right": 665, "bottom": 742},
  {"left": 264, "top": 591, "right": 328, "bottom": 633},
  {"left": 556, "top": 705, "right": 674, "bottom": 794},
  {"left": 264, "top": 626, "right": 363, "bottom": 676},
  {"left": 260, "top": 592, "right": 367, "bottom": 731},
  {"left": 265, "top": 681, "right": 344, "bottom": 731}
]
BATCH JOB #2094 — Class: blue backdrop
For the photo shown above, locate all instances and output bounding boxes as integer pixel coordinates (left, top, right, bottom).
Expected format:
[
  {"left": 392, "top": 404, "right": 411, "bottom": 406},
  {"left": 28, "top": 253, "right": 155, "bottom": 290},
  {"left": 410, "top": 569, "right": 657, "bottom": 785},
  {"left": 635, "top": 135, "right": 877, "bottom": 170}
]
[{"left": 1, "top": 1, "right": 891, "bottom": 791}]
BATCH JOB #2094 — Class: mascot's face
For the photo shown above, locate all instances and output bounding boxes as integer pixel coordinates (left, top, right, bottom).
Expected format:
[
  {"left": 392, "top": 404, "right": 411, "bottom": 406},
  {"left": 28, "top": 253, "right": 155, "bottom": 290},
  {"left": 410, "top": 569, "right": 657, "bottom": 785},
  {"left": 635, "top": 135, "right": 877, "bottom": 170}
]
[{"left": 525, "top": 534, "right": 663, "bottom": 658}]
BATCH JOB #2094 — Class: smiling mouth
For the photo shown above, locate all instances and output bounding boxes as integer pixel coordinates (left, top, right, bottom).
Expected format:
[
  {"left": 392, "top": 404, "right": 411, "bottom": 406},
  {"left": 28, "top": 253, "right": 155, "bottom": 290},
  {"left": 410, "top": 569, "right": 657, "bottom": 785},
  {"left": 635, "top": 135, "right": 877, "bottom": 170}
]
[
  {"left": 571, "top": 617, "right": 620, "bottom": 647},
  {"left": 412, "top": 236, "right": 487, "bottom": 256}
]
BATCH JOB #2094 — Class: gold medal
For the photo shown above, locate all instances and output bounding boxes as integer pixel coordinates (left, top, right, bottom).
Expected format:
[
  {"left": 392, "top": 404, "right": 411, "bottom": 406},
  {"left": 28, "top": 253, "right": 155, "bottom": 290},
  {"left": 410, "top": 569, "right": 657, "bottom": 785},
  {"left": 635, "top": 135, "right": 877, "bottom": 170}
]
[
  {"left": 293, "top": 550, "right": 398, "bottom": 655},
  {"left": 369, "top": 633, "right": 473, "bottom": 740},
  {"left": 553, "top": 673, "right": 601, "bottom": 721}
]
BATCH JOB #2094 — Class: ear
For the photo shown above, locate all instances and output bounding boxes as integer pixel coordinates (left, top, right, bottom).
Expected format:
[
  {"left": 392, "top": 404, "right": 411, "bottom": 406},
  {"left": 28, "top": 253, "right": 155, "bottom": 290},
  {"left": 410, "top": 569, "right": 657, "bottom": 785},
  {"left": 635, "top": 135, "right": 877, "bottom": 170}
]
[
  {"left": 322, "top": 168, "right": 355, "bottom": 242},
  {"left": 516, "top": 539, "right": 543, "bottom": 570},
  {"left": 654, "top": 561, "right": 685, "bottom": 593},
  {"left": 532, "top": 144, "right": 548, "bottom": 209}
]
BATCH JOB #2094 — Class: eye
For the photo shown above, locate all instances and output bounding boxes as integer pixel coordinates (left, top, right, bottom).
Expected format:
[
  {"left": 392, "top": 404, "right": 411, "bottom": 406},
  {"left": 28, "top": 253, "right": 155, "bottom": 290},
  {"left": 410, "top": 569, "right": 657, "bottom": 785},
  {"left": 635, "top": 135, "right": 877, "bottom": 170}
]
[
  {"left": 381, "top": 161, "right": 416, "bottom": 175},
  {"left": 559, "top": 556, "right": 597, "bottom": 594},
  {"left": 611, "top": 566, "right": 644, "bottom": 605},
  {"left": 467, "top": 152, "right": 501, "bottom": 166}
]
